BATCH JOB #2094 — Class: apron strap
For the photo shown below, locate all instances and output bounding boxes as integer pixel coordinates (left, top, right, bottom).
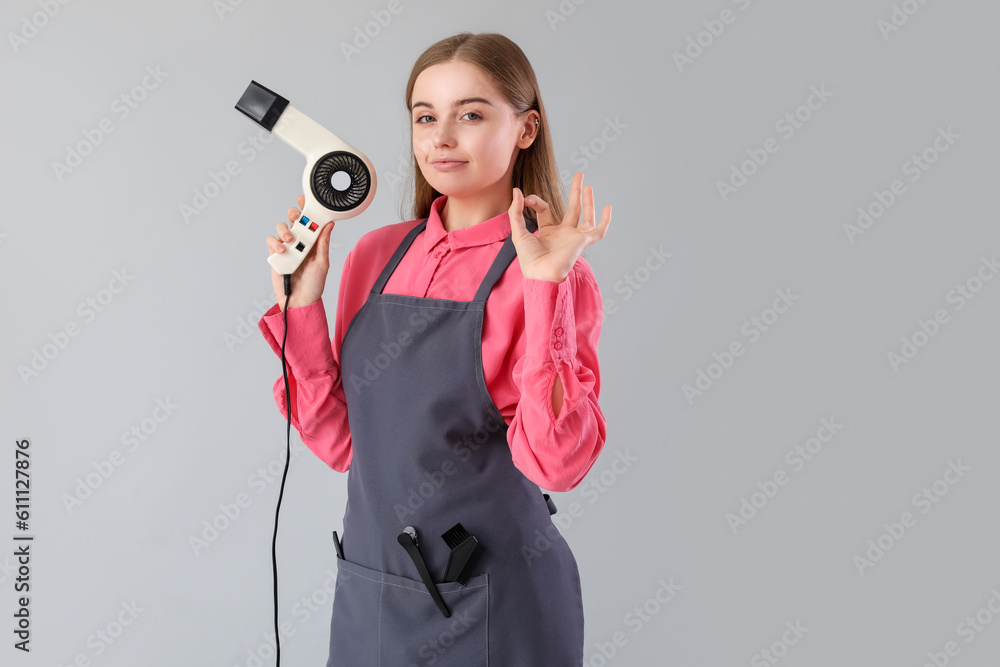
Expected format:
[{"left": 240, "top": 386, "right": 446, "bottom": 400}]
[
  {"left": 543, "top": 493, "right": 558, "bottom": 516},
  {"left": 472, "top": 235, "right": 515, "bottom": 303},
  {"left": 371, "top": 212, "right": 536, "bottom": 301},
  {"left": 472, "top": 215, "right": 534, "bottom": 303},
  {"left": 370, "top": 218, "right": 428, "bottom": 295}
]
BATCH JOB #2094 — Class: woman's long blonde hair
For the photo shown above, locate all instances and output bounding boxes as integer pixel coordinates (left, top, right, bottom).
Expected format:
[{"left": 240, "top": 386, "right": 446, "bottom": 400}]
[{"left": 402, "top": 33, "right": 564, "bottom": 228}]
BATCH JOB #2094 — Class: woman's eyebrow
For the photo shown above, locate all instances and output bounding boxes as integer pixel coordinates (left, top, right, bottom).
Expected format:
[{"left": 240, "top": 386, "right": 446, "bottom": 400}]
[{"left": 411, "top": 97, "right": 494, "bottom": 111}]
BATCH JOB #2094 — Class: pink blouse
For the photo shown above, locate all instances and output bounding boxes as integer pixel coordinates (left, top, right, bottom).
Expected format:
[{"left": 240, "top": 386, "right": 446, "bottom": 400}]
[{"left": 257, "top": 194, "right": 606, "bottom": 492}]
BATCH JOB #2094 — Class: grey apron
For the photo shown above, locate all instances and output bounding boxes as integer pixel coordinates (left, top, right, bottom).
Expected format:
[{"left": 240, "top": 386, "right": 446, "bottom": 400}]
[{"left": 328, "top": 218, "right": 584, "bottom": 666}]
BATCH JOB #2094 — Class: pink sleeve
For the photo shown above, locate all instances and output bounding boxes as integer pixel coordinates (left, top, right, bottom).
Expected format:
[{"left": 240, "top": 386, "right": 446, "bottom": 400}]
[
  {"left": 507, "top": 257, "right": 607, "bottom": 492},
  {"left": 256, "top": 255, "right": 355, "bottom": 472}
]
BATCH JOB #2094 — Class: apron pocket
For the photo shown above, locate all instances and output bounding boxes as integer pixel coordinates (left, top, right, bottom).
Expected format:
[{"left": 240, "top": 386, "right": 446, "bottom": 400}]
[
  {"left": 379, "top": 566, "right": 489, "bottom": 666},
  {"left": 328, "top": 557, "right": 382, "bottom": 666},
  {"left": 332, "top": 556, "right": 490, "bottom": 665}
]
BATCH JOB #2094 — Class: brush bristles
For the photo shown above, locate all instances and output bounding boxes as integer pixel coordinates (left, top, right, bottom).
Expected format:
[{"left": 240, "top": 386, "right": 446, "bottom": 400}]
[{"left": 442, "top": 523, "right": 472, "bottom": 548}]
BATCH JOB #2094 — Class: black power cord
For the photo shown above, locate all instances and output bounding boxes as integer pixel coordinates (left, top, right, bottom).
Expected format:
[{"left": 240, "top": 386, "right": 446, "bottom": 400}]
[{"left": 272, "top": 273, "right": 293, "bottom": 666}]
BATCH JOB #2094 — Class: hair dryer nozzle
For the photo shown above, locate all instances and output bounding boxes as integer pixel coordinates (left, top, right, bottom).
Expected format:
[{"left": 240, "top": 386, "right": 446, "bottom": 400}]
[{"left": 235, "top": 81, "right": 289, "bottom": 132}]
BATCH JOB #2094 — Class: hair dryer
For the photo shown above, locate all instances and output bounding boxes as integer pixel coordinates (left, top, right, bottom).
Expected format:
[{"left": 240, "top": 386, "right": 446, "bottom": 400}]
[
  {"left": 235, "top": 80, "right": 377, "bottom": 274},
  {"left": 234, "top": 80, "right": 377, "bottom": 666}
]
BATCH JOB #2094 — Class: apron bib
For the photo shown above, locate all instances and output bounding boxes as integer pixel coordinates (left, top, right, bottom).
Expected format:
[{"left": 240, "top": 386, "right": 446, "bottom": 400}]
[{"left": 328, "top": 218, "right": 584, "bottom": 666}]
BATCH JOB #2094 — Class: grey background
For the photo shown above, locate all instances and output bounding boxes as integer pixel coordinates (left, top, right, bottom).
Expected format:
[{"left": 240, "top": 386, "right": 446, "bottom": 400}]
[{"left": 2, "top": 0, "right": 999, "bottom": 665}]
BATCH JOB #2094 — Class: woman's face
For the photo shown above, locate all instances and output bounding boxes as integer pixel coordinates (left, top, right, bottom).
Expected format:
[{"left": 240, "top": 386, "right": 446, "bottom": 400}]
[{"left": 410, "top": 59, "right": 534, "bottom": 201}]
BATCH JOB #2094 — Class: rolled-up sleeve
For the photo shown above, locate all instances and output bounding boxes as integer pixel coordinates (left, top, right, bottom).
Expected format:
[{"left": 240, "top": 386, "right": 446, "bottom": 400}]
[{"left": 508, "top": 258, "right": 607, "bottom": 492}]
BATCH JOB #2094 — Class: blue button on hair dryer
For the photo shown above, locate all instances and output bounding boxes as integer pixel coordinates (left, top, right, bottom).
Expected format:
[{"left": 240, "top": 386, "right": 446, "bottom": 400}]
[{"left": 235, "top": 80, "right": 377, "bottom": 275}]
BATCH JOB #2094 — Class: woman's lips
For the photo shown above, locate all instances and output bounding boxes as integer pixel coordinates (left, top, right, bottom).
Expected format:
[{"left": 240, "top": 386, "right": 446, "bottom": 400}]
[{"left": 432, "top": 160, "right": 467, "bottom": 171}]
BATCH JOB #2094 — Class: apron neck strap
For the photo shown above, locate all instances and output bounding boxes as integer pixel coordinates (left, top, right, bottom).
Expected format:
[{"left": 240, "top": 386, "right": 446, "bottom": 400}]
[
  {"left": 370, "top": 216, "right": 528, "bottom": 302},
  {"left": 370, "top": 218, "right": 428, "bottom": 296},
  {"left": 472, "top": 234, "right": 517, "bottom": 303},
  {"left": 473, "top": 214, "right": 534, "bottom": 303}
]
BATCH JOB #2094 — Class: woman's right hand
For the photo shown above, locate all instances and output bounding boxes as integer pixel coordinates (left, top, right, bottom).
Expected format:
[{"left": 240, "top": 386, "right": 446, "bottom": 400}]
[{"left": 267, "top": 195, "right": 336, "bottom": 311}]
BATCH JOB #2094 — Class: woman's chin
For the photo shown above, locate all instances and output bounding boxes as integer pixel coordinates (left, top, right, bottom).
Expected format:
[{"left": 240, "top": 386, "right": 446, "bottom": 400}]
[{"left": 428, "top": 182, "right": 473, "bottom": 200}]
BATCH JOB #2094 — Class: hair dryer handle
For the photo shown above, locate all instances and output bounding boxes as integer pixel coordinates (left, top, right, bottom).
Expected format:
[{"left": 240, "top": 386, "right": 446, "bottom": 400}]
[{"left": 267, "top": 202, "right": 331, "bottom": 276}]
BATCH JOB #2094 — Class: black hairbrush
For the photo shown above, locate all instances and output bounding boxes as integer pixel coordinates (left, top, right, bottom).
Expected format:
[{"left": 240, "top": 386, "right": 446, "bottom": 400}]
[{"left": 441, "top": 523, "right": 484, "bottom": 585}]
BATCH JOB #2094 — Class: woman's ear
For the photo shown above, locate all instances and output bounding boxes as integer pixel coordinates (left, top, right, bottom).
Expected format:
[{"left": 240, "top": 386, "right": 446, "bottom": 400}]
[{"left": 517, "top": 112, "right": 540, "bottom": 149}]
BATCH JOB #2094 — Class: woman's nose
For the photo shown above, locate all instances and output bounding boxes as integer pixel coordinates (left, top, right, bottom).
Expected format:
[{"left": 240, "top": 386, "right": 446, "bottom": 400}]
[{"left": 432, "top": 120, "right": 455, "bottom": 147}]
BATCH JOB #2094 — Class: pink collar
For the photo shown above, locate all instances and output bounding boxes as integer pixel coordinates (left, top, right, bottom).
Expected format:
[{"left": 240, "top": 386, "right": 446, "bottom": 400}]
[{"left": 422, "top": 195, "right": 512, "bottom": 254}]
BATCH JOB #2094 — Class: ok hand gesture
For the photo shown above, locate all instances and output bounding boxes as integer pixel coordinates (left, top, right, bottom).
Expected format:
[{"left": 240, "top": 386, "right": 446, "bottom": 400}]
[{"left": 508, "top": 172, "right": 612, "bottom": 283}]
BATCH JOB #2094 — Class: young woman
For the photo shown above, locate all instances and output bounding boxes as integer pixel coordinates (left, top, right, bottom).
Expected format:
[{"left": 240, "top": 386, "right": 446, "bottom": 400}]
[{"left": 258, "top": 32, "right": 611, "bottom": 666}]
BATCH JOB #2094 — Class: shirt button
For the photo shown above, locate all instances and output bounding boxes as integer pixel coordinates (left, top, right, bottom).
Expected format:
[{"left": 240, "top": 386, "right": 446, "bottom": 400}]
[
  {"left": 554, "top": 341, "right": 563, "bottom": 351},
  {"left": 554, "top": 327, "right": 564, "bottom": 337}
]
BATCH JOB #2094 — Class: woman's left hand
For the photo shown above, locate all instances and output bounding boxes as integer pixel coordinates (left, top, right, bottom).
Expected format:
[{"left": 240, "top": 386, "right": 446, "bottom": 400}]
[{"left": 508, "top": 171, "right": 612, "bottom": 283}]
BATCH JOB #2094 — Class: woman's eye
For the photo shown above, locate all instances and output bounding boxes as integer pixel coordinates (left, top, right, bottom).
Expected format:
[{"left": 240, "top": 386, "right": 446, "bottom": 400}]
[{"left": 413, "top": 112, "right": 481, "bottom": 124}]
